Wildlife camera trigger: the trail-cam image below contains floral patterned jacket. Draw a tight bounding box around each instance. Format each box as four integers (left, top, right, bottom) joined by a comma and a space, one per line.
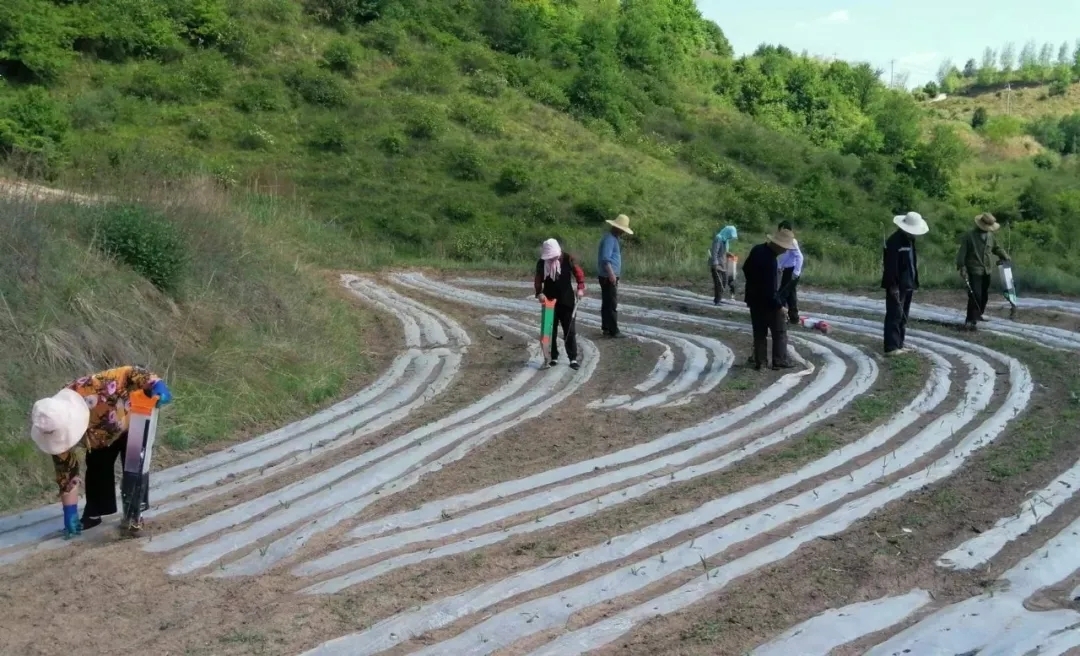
52, 365, 161, 494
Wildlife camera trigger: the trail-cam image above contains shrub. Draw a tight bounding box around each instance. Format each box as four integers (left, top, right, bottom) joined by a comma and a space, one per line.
450, 229, 506, 261
303, 0, 383, 27
971, 106, 988, 130
523, 79, 571, 111
467, 71, 507, 98
377, 131, 406, 154
442, 201, 476, 223
285, 64, 349, 107
70, 88, 121, 130
403, 103, 446, 139
237, 124, 275, 150
75, 0, 183, 61
234, 79, 284, 112
456, 42, 500, 74
187, 119, 212, 142
124, 65, 185, 102
322, 38, 360, 76
0, 86, 70, 154
447, 144, 484, 181
177, 51, 231, 99
0, 0, 74, 83
449, 98, 502, 135
980, 115, 1024, 145
309, 119, 347, 152
392, 55, 457, 94
1033, 152, 1055, 170
362, 21, 407, 59
495, 163, 529, 195
97, 205, 187, 293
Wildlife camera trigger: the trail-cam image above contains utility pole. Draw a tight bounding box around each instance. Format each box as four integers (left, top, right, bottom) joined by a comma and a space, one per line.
890, 59, 895, 87
1005, 82, 1012, 114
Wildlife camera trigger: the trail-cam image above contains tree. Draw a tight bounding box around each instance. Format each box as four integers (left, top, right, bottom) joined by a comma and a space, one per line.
963, 58, 978, 78
1059, 41, 1072, 66
978, 47, 997, 85
941, 70, 962, 94
936, 58, 953, 85
1074, 39, 1080, 76
1039, 42, 1055, 71
1019, 40, 1038, 80
910, 125, 968, 199
1000, 42, 1016, 74
923, 81, 939, 97
1050, 64, 1071, 96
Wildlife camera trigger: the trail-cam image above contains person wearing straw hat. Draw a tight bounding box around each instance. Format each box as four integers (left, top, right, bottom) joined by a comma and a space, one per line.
30, 365, 172, 538
709, 225, 738, 305
775, 220, 804, 325
882, 211, 929, 356
956, 212, 1009, 331
535, 238, 586, 369
597, 214, 633, 338
743, 226, 796, 370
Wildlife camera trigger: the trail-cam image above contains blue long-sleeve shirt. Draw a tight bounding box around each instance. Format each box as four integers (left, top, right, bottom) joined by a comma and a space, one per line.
598, 233, 621, 278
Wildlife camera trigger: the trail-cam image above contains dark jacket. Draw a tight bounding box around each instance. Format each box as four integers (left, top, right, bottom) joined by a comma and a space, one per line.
742, 243, 782, 309
956, 228, 1008, 276
534, 253, 585, 307
882, 229, 919, 291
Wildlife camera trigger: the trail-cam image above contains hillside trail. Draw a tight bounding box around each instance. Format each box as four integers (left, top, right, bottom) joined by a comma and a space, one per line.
2, 182, 1080, 655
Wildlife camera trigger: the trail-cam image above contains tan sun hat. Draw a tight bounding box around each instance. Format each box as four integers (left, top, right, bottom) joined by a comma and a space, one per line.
975, 212, 1000, 232
766, 227, 796, 251
893, 211, 929, 236
606, 214, 633, 235
30, 389, 89, 455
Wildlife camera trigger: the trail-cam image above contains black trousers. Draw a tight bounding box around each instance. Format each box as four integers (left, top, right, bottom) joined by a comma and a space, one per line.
710, 267, 735, 303
749, 305, 788, 367
83, 431, 148, 518
599, 277, 619, 335
550, 301, 578, 362
965, 272, 991, 324
884, 289, 914, 353
780, 267, 799, 323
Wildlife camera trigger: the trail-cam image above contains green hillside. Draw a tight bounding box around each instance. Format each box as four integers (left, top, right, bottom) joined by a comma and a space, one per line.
4, 0, 1080, 509
5, 0, 1078, 287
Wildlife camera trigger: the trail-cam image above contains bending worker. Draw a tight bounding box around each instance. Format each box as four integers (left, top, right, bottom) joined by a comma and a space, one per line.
956, 212, 1009, 332
30, 365, 172, 537
535, 238, 586, 370
709, 225, 738, 305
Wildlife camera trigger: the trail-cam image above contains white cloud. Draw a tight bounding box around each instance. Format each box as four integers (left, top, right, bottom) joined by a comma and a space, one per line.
795, 9, 850, 29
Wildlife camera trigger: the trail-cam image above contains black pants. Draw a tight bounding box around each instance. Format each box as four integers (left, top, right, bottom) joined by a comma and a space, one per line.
965, 271, 991, 324
550, 301, 578, 362
711, 267, 735, 303
780, 267, 799, 323
83, 431, 148, 518
884, 289, 914, 353
749, 305, 788, 367
599, 277, 619, 335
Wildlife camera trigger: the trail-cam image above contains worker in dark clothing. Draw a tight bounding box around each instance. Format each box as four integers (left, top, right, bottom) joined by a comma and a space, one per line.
956, 212, 1009, 331
535, 238, 586, 369
743, 227, 796, 370
882, 212, 929, 356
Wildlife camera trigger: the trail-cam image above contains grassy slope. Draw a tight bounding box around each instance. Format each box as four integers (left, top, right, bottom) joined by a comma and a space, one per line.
0, 183, 379, 512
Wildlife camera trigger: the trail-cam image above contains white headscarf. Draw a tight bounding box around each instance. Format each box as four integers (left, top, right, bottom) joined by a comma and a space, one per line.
541, 239, 562, 280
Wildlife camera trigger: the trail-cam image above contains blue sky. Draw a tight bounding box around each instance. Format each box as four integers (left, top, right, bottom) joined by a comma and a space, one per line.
696, 0, 1080, 87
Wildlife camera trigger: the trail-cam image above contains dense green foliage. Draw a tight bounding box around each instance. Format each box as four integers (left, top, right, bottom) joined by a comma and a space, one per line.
2, 0, 1080, 290
939, 39, 1080, 93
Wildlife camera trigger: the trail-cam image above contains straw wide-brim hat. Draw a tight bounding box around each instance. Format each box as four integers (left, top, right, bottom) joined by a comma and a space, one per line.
893, 211, 929, 236
606, 214, 633, 235
975, 212, 1000, 232
766, 228, 796, 251
30, 389, 89, 455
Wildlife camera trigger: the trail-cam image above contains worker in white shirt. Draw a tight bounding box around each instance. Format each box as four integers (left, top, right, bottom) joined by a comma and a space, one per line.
776, 220, 804, 325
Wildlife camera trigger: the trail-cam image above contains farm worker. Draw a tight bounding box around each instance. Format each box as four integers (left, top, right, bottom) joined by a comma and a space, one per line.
882, 212, 929, 356
743, 227, 796, 370
535, 238, 586, 370
775, 220, 804, 325
597, 214, 633, 338
29, 366, 172, 538
956, 212, 1009, 332
709, 225, 738, 305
